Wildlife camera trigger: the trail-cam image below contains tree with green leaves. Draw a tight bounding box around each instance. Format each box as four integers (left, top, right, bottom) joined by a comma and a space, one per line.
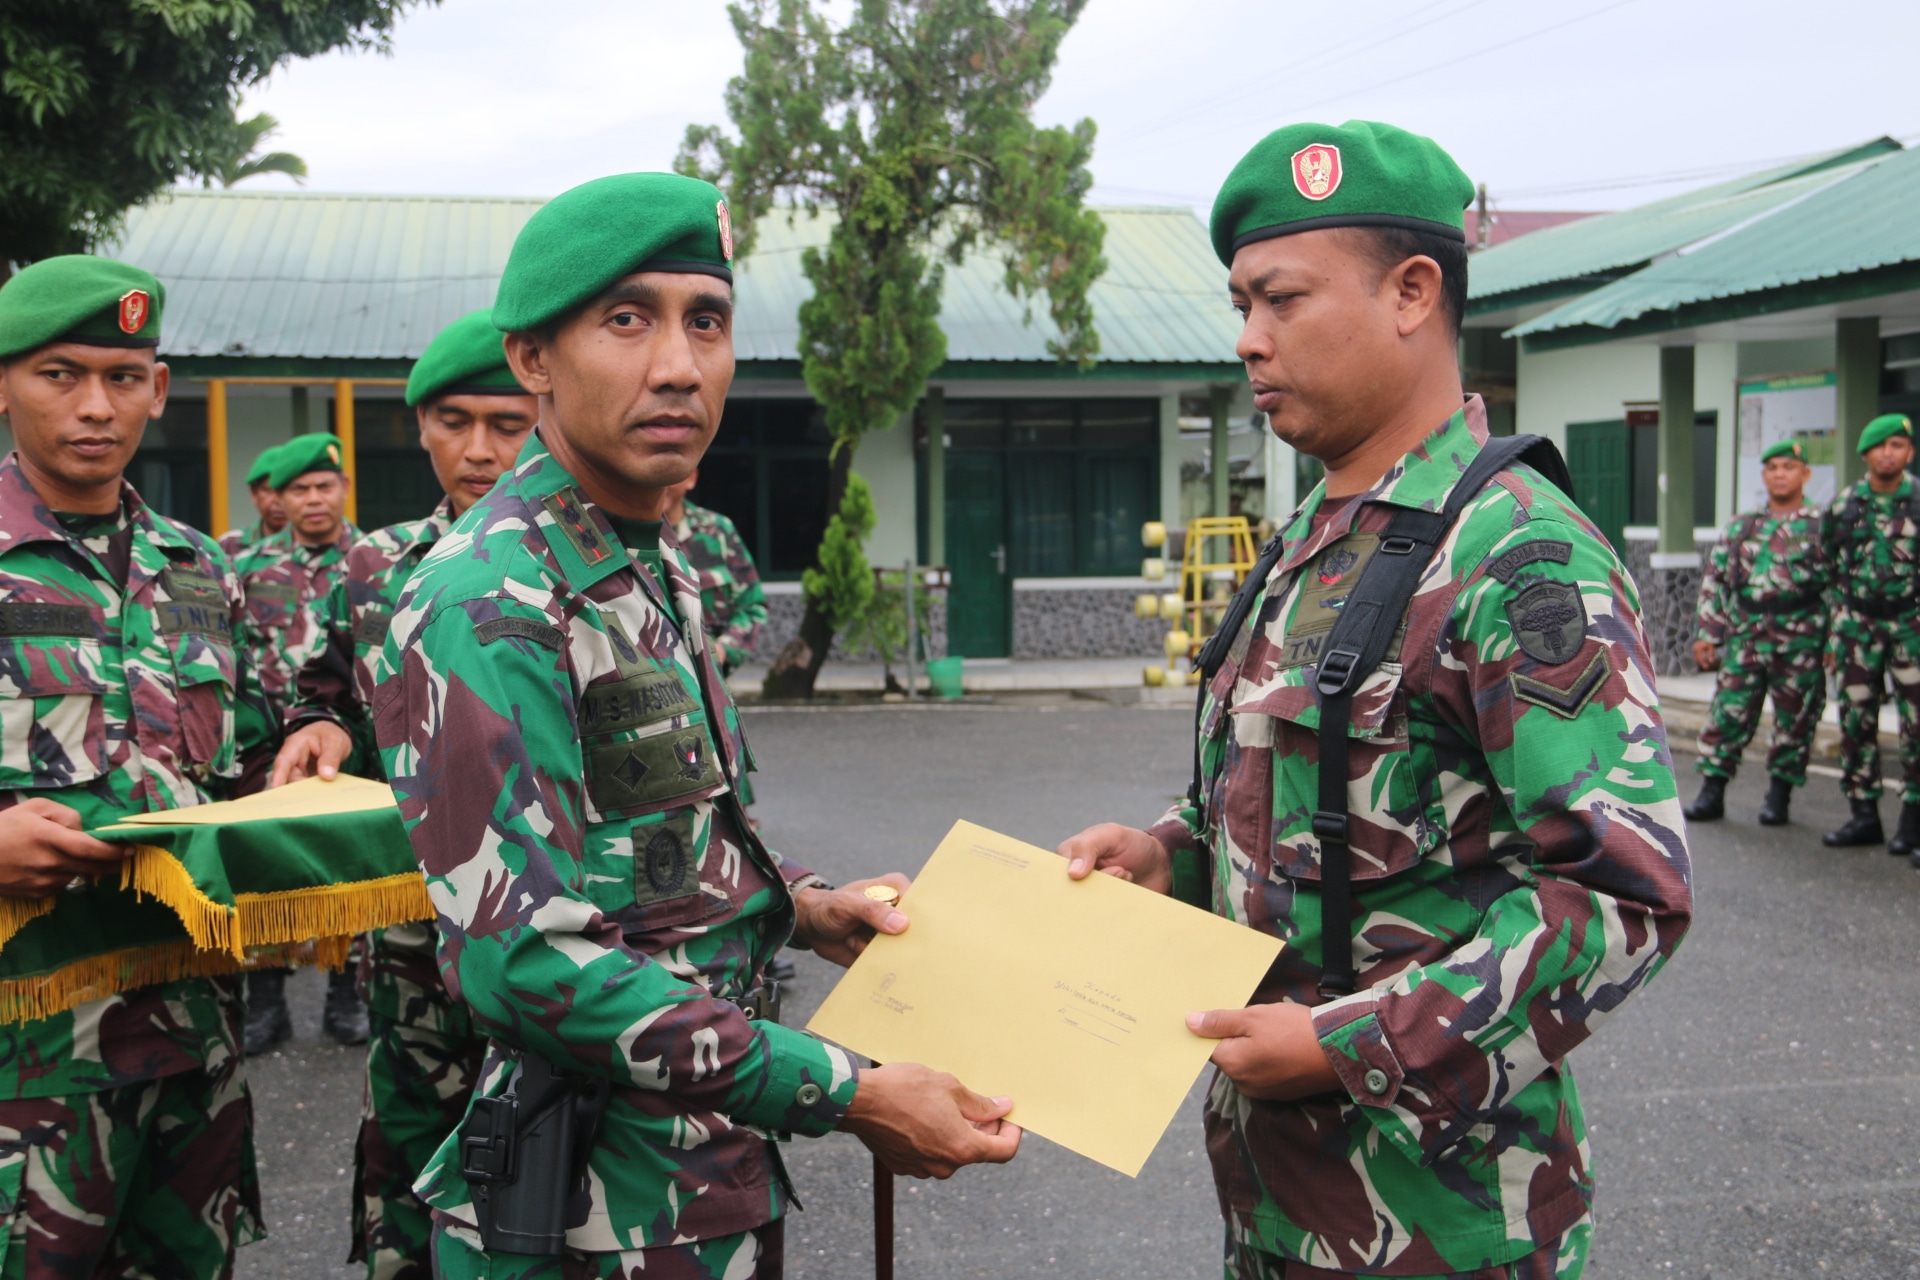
678, 0, 1105, 699
205, 112, 309, 188
1, 0, 425, 271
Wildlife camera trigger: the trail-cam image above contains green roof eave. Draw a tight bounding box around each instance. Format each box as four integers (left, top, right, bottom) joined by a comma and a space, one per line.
1515, 257, 1920, 353
166, 356, 416, 381
1464, 271, 1641, 318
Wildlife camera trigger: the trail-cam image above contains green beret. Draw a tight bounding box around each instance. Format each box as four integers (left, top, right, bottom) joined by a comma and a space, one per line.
492, 172, 734, 334
1209, 120, 1475, 267
270, 433, 347, 490
0, 255, 165, 360
244, 445, 284, 487
406, 309, 527, 407
1859, 413, 1914, 453
1760, 439, 1809, 465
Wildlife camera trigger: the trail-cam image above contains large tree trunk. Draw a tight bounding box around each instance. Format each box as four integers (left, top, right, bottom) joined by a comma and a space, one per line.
762, 441, 855, 700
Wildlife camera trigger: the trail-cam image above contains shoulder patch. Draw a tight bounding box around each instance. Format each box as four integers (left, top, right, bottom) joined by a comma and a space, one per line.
1486, 539, 1572, 584
1505, 580, 1587, 665
475, 616, 564, 651
1510, 650, 1609, 719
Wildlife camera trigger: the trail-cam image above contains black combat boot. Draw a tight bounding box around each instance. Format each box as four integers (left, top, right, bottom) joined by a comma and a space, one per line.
322, 968, 369, 1046
243, 968, 292, 1055
1682, 776, 1727, 822
1823, 798, 1885, 847
1757, 777, 1793, 826
1888, 802, 1920, 857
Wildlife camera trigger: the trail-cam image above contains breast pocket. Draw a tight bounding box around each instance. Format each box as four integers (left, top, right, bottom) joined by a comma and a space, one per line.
1235, 659, 1427, 885
0, 632, 111, 789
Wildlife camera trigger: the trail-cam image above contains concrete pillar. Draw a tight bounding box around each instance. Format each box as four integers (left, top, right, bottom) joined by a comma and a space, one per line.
1263, 425, 1295, 523
1209, 385, 1233, 517
1835, 316, 1880, 490
1157, 393, 1182, 528
924, 385, 945, 567
1656, 345, 1696, 557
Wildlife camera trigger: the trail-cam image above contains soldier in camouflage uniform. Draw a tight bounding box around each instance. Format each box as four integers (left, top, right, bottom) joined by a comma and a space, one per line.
0, 256, 278, 1278
1061, 123, 1692, 1279
272, 308, 535, 1280
1819, 412, 1920, 853
1682, 438, 1829, 826
664, 472, 768, 677
235, 432, 366, 1050
217, 445, 287, 559
373, 172, 1020, 1280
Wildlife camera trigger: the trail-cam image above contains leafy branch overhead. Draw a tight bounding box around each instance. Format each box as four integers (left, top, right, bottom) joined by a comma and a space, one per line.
0, 0, 425, 266
677, 0, 1105, 698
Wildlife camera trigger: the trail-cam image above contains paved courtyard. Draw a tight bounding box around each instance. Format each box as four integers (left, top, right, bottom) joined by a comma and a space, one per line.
239, 699, 1920, 1279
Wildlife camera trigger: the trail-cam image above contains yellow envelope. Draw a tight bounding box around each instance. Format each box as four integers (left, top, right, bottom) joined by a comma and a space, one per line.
808, 819, 1281, 1177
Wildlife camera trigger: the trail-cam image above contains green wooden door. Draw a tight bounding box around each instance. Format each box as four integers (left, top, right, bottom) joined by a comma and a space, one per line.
946, 453, 1010, 657
1566, 419, 1630, 550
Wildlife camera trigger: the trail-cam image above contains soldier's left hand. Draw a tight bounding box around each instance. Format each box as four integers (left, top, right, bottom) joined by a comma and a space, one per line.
270, 720, 354, 788
792, 874, 912, 967
1186, 1002, 1343, 1101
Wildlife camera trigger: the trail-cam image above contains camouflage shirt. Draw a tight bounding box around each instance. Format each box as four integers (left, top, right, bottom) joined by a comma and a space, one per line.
217, 521, 268, 561
1150, 404, 1693, 1275
0, 453, 269, 1100
373, 433, 856, 1251
1694, 504, 1828, 645
673, 501, 766, 674
234, 521, 359, 715
1822, 476, 1920, 617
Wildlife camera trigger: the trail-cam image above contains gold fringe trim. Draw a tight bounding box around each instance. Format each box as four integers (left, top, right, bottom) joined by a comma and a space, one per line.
0, 934, 356, 1025
0, 897, 54, 953
122, 845, 432, 960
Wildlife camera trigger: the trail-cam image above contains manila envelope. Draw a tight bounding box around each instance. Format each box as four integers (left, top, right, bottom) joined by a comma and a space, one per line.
808, 820, 1281, 1176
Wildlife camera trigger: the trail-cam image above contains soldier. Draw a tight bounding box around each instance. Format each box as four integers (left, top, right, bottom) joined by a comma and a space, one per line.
235, 431, 366, 1050
0, 256, 276, 1277
270, 308, 535, 1280
1058, 122, 1693, 1279
1682, 438, 1829, 826
663, 470, 768, 678
1819, 412, 1920, 852
373, 172, 1020, 1279
218, 444, 288, 558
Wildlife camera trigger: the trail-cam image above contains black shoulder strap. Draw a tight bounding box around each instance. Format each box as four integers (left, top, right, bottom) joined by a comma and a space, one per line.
1310, 433, 1566, 999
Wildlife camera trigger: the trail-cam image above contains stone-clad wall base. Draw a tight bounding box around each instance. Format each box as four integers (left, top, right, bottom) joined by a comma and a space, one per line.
1013, 587, 1166, 659
1622, 537, 1715, 678
758, 591, 949, 664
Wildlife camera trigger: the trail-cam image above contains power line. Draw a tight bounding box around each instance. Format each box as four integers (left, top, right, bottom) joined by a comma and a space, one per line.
1495, 131, 1920, 199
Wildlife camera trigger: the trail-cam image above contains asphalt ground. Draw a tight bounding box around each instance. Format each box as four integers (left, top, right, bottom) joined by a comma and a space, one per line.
236, 700, 1920, 1280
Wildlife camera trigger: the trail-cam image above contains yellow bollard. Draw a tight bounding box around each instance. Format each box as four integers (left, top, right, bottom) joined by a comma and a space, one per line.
1141, 521, 1167, 549
1141, 557, 1165, 582
1164, 629, 1191, 658
1135, 593, 1159, 620
1160, 593, 1184, 621
1143, 665, 1166, 687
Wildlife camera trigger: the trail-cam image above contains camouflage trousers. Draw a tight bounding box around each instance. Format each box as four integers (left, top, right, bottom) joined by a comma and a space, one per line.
1226, 1217, 1589, 1280
1832, 610, 1920, 802
0, 1060, 263, 1279
430, 1215, 784, 1279
352, 926, 487, 1280
1697, 630, 1825, 785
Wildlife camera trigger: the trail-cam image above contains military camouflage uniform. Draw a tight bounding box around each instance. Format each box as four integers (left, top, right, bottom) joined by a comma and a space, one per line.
1151, 404, 1692, 1278
372, 433, 857, 1274
1692, 505, 1829, 785
673, 501, 766, 677
0, 453, 271, 1277
287, 497, 479, 1280
234, 522, 359, 718
217, 522, 269, 561
1821, 476, 1920, 802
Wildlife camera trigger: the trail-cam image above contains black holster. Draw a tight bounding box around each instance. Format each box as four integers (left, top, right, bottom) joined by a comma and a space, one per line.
458, 1053, 607, 1256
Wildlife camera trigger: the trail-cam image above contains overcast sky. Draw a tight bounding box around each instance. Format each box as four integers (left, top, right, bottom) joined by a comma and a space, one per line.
237, 0, 1920, 216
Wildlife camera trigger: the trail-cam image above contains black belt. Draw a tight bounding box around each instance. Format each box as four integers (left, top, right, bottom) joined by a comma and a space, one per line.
1754, 591, 1822, 614
727, 981, 782, 1025
1843, 595, 1919, 621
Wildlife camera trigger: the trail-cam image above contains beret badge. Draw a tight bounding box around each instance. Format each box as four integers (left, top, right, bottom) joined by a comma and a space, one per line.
1291, 144, 1342, 201
717, 201, 734, 262
117, 289, 150, 335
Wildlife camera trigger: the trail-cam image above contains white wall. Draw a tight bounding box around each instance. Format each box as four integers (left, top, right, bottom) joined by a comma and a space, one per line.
1157, 393, 1182, 527
861, 411, 916, 568
1514, 342, 1661, 450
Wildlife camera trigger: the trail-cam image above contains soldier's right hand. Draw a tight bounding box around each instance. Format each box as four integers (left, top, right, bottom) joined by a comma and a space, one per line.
1057, 823, 1172, 894
1691, 639, 1720, 672
842, 1061, 1022, 1179
0, 798, 127, 897
270, 720, 355, 788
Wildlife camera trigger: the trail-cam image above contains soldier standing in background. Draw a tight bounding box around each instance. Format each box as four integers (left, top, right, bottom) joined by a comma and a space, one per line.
235, 431, 367, 1050
663, 468, 768, 677
1819, 413, 1920, 852
1059, 121, 1692, 1279
271, 308, 535, 1280
218, 444, 287, 558
1683, 438, 1829, 826
0, 256, 277, 1278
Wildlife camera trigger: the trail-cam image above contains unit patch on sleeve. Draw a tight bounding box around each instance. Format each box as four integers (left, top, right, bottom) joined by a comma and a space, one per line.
1486, 539, 1572, 584
474, 616, 564, 651
1505, 580, 1587, 665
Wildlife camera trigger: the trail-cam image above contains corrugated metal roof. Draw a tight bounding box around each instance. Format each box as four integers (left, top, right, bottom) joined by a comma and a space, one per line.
103, 190, 1237, 366
1510, 143, 1920, 340
1467, 139, 1904, 307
